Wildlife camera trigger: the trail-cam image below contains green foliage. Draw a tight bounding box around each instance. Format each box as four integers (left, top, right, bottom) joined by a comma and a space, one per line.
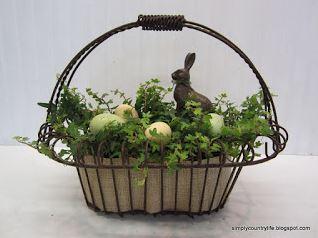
86, 88, 113, 112
112, 89, 132, 105
15, 79, 274, 173
135, 79, 175, 122
214, 93, 240, 126
214, 91, 273, 158
13, 136, 54, 159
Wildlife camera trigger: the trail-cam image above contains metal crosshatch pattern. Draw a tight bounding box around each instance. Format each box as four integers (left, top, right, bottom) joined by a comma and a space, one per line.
37, 15, 288, 216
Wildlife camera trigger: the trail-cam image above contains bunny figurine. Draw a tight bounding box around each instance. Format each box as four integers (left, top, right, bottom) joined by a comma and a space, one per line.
172, 53, 213, 112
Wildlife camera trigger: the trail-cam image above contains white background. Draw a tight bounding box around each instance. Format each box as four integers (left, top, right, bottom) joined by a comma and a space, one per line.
1, 2, 317, 237
1, 0, 318, 155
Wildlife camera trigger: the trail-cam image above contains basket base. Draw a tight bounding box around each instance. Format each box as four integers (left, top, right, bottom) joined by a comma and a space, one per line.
77, 156, 236, 216
85, 201, 225, 217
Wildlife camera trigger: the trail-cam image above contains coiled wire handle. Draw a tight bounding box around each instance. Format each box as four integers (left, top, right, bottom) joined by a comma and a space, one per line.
38, 15, 288, 167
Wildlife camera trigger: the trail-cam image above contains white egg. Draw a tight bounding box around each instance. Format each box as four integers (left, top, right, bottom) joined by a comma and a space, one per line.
145, 122, 172, 144
114, 104, 139, 120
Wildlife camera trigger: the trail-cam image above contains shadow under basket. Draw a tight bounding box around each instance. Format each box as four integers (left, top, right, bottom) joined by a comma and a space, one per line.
37, 15, 288, 216
78, 156, 231, 215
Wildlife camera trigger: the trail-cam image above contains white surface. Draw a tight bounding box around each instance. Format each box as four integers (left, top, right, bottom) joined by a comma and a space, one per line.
0, 145, 317, 238
0, 0, 318, 155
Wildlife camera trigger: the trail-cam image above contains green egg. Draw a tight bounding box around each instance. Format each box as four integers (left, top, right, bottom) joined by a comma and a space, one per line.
89, 113, 125, 134
209, 113, 224, 135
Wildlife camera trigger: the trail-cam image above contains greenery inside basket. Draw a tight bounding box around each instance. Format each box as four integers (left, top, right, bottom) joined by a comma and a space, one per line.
16, 54, 273, 175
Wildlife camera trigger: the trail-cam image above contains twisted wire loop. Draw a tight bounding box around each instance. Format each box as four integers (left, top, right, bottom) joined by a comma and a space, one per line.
137, 15, 185, 31
37, 122, 53, 143
37, 14, 288, 169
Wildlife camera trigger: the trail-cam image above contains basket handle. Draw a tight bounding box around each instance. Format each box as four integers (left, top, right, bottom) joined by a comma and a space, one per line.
41, 14, 279, 140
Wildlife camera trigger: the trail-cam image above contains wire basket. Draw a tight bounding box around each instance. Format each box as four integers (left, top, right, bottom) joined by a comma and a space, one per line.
37, 15, 288, 217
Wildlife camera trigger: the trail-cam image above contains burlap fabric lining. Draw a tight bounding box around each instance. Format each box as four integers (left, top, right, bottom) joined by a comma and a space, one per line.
78, 156, 231, 213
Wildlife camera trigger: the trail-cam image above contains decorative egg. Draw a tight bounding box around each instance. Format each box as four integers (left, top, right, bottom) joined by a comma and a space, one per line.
89, 113, 125, 134
209, 113, 224, 135
145, 122, 172, 144
114, 104, 139, 120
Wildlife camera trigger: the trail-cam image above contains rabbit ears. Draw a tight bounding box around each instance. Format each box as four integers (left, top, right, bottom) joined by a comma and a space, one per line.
184, 53, 196, 71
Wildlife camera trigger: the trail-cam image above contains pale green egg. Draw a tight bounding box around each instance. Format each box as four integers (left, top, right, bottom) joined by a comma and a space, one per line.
89, 113, 124, 134
209, 113, 224, 135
